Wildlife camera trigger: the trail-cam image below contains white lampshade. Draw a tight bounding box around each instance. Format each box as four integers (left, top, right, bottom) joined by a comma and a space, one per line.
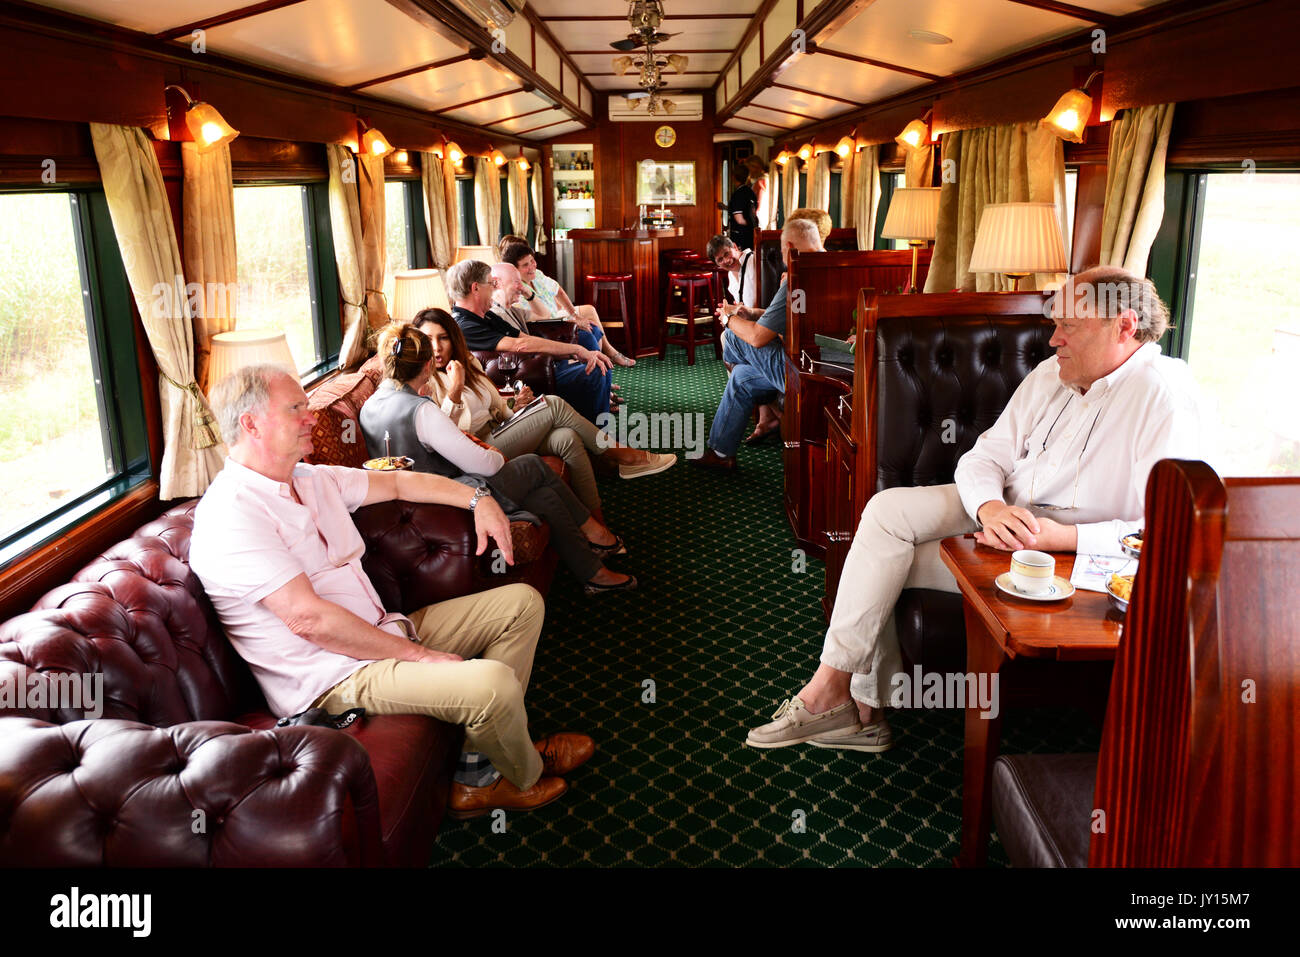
881, 187, 941, 241
968, 202, 1067, 276
391, 269, 451, 321
207, 329, 297, 391
454, 245, 500, 265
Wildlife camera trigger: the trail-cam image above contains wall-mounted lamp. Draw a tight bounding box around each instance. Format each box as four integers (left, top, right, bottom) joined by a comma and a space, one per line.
774, 151, 790, 167
797, 142, 813, 161
1044, 70, 1103, 143
359, 121, 394, 157
392, 149, 409, 165
834, 133, 855, 158
517, 152, 531, 171
445, 141, 465, 166
895, 109, 934, 151
490, 148, 508, 167
165, 85, 239, 153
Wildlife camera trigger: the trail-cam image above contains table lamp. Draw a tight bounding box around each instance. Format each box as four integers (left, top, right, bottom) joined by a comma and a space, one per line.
881, 187, 941, 293
207, 329, 297, 392
391, 269, 452, 321
968, 202, 1067, 291
453, 245, 500, 265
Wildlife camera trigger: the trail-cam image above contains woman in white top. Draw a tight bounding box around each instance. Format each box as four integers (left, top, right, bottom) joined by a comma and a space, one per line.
415, 309, 675, 517
498, 237, 636, 369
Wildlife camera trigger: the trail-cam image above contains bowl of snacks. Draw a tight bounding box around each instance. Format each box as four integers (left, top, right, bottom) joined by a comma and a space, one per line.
1119, 530, 1144, 560
1106, 572, 1134, 614
362, 456, 414, 471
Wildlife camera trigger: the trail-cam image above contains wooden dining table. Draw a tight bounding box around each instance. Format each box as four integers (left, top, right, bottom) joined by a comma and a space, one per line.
939, 535, 1122, 867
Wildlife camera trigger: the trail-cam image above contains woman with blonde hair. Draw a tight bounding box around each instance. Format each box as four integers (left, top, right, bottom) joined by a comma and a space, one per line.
359, 321, 638, 595
414, 308, 675, 517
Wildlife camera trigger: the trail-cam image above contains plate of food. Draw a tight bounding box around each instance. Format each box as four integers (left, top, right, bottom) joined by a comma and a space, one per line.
1106, 572, 1134, 614
1119, 529, 1144, 559
362, 456, 414, 471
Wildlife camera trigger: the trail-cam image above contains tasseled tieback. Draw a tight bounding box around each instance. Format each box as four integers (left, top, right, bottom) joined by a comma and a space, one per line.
163, 373, 220, 449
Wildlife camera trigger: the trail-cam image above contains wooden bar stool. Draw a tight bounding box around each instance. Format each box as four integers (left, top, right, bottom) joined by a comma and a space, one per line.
583, 272, 634, 355
659, 271, 721, 365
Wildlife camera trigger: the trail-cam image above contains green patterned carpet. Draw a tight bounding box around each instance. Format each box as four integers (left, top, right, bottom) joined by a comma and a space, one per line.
428, 348, 1101, 867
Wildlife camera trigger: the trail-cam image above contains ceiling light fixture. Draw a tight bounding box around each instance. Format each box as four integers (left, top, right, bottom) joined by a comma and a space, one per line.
1044, 70, 1103, 144
164, 85, 239, 153
908, 29, 952, 45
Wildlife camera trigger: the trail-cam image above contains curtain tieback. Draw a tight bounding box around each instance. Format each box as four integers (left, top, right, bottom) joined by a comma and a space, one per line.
162, 373, 220, 449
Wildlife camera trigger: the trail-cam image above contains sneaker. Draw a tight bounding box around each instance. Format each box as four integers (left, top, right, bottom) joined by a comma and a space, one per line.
809, 718, 894, 753
744, 696, 861, 749
619, 452, 677, 479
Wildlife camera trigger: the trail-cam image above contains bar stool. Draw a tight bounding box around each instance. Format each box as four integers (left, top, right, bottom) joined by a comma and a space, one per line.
659, 271, 721, 365
583, 272, 634, 355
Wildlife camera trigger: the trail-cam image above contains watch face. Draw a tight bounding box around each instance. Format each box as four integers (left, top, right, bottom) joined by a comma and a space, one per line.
654, 125, 676, 148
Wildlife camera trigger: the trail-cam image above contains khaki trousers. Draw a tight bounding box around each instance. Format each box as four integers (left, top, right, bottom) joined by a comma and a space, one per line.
488, 394, 607, 513
821, 484, 978, 708
317, 583, 546, 789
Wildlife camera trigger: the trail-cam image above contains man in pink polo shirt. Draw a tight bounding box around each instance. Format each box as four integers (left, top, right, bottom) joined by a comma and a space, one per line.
190, 365, 595, 820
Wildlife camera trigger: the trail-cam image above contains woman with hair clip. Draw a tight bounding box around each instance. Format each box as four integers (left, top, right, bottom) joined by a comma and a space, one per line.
359, 322, 638, 595
496, 236, 636, 369
414, 308, 675, 517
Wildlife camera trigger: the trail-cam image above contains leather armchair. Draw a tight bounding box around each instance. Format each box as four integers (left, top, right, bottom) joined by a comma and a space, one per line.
0, 496, 536, 867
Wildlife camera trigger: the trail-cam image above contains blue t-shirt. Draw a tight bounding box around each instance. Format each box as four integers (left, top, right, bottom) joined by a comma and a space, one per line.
757, 280, 788, 335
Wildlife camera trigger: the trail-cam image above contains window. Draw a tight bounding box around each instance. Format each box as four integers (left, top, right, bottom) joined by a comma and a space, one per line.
457, 176, 476, 247
1064, 168, 1078, 262
233, 185, 329, 377
877, 171, 908, 249
1179, 172, 1300, 476
383, 180, 414, 307
0, 189, 148, 558
828, 170, 842, 227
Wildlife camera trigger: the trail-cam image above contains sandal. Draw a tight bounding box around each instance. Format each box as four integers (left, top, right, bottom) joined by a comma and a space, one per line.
589, 533, 628, 557
744, 423, 780, 445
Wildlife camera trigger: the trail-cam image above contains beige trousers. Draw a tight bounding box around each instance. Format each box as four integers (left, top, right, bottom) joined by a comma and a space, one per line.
487, 394, 607, 513
317, 583, 546, 789
821, 484, 978, 708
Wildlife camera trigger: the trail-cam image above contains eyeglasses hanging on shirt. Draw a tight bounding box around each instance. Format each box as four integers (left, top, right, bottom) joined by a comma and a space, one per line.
1028, 391, 1109, 511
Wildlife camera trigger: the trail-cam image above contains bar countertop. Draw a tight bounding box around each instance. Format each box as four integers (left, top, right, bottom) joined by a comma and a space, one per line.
566, 227, 684, 241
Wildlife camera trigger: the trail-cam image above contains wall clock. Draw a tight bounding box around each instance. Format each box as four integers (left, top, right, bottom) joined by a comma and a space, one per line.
654, 125, 676, 148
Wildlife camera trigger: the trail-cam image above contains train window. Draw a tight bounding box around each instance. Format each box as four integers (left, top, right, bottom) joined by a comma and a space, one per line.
457, 176, 476, 246
1183, 171, 1300, 476
233, 185, 320, 375
1064, 168, 1077, 262
383, 180, 413, 307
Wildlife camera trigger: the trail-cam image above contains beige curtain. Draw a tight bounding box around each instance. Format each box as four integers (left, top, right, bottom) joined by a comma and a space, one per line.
89, 124, 222, 499
904, 142, 934, 188
474, 157, 502, 250
924, 121, 1066, 293
326, 144, 367, 368
764, 160, 781, 231
1101, 103, 1176, 275
808, 152, 831, 214
420, 150, 454, 269
181, 141, 238, 393
528, 163, 547, 253
850, 145, 882, 251
506, 160, 529, 239
356, 152, 387, 367
781, 160, 798, 226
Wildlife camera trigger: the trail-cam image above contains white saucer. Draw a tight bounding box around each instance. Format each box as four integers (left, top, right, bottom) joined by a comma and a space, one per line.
994, 572, 1075, 602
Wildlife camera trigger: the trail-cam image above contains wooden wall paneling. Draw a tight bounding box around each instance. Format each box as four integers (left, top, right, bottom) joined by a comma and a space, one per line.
1070, 161, 1108, 273
0, 117, 99, 185
1167, 85, 1300, 165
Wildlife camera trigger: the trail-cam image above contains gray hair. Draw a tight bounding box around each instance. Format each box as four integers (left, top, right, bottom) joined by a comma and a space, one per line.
209, 363, 294, 446
1059, 265, 1170, 344
781, 217, 823, 251
446, 260, 492, 301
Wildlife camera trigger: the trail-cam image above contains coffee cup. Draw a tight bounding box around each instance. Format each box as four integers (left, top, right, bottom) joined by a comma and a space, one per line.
1010, 550, 1055, 595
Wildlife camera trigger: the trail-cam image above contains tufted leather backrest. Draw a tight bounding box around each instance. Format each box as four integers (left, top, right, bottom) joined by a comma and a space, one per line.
863, 291, 1054, 494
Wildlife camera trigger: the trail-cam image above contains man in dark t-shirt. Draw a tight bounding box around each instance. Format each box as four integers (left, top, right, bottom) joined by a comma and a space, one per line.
447, 260, 613, 423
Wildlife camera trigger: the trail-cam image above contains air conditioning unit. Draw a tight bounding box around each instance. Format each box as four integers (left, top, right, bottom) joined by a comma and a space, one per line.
609, 93, 703, 122
453, 0, 525, 32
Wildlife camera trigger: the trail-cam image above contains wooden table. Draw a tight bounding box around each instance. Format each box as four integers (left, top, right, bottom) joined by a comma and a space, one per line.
939, 535, 1122, 867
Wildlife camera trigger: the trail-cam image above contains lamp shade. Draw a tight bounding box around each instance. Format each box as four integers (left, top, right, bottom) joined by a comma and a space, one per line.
968, 202, 1068, 276
1045, 88, 1092, 143
895, 118, 929, 151
391, 269, 451, 321
834, 135, 855, 158
184, 101, 239, 153
360, 126, 393, 157
454, 245, 500, 265
881, 187, 941, 241
207, 329, 297, 390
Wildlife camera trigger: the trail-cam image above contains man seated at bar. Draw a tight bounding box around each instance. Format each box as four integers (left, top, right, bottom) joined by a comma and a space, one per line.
449, 259, 614, 424
745, 266, 1202, 752
693, 218, 824, 469
190, 365, 594, 819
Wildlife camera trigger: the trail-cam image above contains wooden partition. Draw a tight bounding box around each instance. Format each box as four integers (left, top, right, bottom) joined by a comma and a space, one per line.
753, 226, 861, 308
779, 249, 933, 556
823, 289, 1052, 615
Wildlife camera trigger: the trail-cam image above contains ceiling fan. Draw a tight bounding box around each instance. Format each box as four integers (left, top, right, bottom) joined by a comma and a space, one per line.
611, 2, 685, 115
610, 2, 680, 52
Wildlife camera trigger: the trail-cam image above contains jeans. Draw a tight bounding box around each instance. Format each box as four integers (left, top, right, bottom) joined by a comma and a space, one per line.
553, 326, 612, 424
707, 332, 786, 457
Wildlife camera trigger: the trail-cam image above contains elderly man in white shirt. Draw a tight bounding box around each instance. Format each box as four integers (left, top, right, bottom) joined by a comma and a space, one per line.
746, 265, 1202, 752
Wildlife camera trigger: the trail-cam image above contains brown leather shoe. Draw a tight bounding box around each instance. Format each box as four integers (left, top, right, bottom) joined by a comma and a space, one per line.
447, 775, 567, 820
690, 448, 736, 471
534, 733, 596, 776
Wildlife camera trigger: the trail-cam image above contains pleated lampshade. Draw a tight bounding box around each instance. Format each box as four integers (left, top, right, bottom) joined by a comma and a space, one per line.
882, 187, 941, 241
391, 269, 451, 321
454, 245, 500, 265
207, 329, 297, 390
968, 203, 1067, 276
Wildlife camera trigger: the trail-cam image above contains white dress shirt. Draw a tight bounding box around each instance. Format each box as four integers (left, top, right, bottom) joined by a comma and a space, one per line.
726, 249, 757, 308
954, 342, 1203, 556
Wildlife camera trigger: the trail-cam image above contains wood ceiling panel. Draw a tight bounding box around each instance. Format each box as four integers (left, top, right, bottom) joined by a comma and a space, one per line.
821, 0, 1088, 77
199, 0, 466, 87
365, 57, 516, 111
735, 105, 801, 129
726, 118, 785, 136
494, 107, 568, 133
740, 33, 759, 86
535, 35, 562, 87
443, 90, 553, 126
779, 53, 926, 103
530, 0, 759, 14
752, 85, 852, 120
504, 14, 533, 65
34, 0, 245, 35
763, 0, 799, 63
521, 119, 584, 139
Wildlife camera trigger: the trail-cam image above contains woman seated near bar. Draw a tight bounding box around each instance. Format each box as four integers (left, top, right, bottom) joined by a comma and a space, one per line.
414, 307, 676, 518
497, 235, 636, 368
360, 321, 637, 596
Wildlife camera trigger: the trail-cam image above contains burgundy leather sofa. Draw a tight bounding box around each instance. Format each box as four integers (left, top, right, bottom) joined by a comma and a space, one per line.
0, 494, 551, 867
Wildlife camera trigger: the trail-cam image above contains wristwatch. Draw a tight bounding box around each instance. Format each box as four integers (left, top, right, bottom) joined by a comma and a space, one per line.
468, 485, 492, 511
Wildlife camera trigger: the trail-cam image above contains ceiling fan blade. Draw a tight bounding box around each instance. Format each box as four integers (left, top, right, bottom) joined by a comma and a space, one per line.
610, 37, 640, 51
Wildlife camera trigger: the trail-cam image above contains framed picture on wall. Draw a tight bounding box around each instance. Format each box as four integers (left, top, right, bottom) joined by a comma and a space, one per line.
636, 159, 696, 206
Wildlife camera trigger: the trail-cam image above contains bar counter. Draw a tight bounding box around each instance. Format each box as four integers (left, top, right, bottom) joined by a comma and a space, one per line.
568, 227, 686, 357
